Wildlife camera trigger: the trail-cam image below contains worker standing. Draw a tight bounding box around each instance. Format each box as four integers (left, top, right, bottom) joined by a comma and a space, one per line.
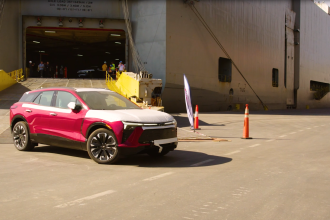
59, 66, 64, 78
64, 67, 67, 78
110, 61, 116, 79
118, 61, 125, 73
29, 61, 33, 77
38, 61, 45, 78
102, 61, 108, 78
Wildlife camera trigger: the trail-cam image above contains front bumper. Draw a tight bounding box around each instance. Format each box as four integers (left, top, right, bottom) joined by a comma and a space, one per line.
119, 138, 178, 156
117, 124, 177, 155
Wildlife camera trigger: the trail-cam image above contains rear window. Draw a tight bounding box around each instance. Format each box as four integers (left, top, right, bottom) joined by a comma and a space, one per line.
19, 92, 40, 103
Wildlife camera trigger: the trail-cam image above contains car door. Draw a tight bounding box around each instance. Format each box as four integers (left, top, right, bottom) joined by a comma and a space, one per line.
48, 91, 88, 149
27, 90, 56, 136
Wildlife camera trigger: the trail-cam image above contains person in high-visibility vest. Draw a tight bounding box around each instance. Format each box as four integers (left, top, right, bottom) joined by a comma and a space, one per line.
102, 61, 107, 71
110, 61, 116, 79
102, 61, 107, 78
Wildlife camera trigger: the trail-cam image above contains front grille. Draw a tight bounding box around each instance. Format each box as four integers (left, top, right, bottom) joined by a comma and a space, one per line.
138, 128, 177, 143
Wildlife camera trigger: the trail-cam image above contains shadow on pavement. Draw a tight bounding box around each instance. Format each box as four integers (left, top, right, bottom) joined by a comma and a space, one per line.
34, 146, 90, 160
117, 150, 232, 167
174, 115, 225, 128
0, 83, 30, 109
33, 146, 232, 167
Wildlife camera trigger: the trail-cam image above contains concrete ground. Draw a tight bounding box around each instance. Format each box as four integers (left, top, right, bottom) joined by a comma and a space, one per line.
1, 79, 330, 219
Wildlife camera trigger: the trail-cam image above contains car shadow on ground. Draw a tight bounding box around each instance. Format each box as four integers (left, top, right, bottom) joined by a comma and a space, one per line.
116, 150, 232, 167
34, 146, 91, 159
33, 146, 232, 168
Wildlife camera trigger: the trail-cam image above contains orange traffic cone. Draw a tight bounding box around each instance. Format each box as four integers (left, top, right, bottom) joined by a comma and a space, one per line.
194, 105, 201, 130
242, 104, 252, 139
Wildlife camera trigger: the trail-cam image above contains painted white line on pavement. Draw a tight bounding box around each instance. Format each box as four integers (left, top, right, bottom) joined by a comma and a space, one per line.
249, 144, 260, 148
279, 135, 287, 138
190, 159, 214, 167
143, 172, 173, 181
5, 111, 10, 116
55, 190, 116, 208
224, 150, 241, 155
37, 79, 48, 89
65, 79, 69, 87
90, 80, 93, 87
289, 132, 296, 134
265, 139, 275, 142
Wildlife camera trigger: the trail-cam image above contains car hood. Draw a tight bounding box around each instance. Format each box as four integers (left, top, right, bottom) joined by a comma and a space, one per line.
85, 109, 174, 123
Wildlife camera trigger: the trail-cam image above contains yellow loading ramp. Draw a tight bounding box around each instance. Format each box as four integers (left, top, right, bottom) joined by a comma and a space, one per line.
106, 72, 164, 111
0, 69, 27, 92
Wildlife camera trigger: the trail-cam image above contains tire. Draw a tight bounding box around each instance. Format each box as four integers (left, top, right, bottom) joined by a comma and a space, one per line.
87, 128, 119, 164
12, 121, 34, 151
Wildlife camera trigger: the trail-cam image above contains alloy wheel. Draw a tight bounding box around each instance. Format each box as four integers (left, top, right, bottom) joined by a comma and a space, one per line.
90, 132, 117, 161
13, 124, 27, 149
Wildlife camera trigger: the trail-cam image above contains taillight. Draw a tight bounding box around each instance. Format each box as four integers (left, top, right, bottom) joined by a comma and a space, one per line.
10, 105, 18, 109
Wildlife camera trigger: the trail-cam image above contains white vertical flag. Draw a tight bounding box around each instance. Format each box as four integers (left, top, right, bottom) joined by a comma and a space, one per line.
183, 74, 194, 129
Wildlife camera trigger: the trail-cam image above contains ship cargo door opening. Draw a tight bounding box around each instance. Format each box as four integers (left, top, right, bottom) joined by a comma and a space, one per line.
25, 27, 126, 78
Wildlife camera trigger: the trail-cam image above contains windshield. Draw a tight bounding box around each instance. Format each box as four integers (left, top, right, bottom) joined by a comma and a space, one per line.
77, 91, 141, 110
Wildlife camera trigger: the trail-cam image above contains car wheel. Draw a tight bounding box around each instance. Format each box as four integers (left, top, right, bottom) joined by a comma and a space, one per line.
12, 121, 34, 151
87, 128, 119, 164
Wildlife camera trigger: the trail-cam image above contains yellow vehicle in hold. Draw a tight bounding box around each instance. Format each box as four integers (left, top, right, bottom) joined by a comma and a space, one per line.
106, 71, 164, 111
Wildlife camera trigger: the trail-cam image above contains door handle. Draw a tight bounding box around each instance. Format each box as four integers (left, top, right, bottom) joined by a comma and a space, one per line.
50, 113, 57, 116
25, 109, 32, 113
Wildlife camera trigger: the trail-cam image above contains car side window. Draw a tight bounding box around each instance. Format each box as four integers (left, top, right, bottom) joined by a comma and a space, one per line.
55, 91, 81, 109
33, 91, 54, 106
19, 92, 40, 102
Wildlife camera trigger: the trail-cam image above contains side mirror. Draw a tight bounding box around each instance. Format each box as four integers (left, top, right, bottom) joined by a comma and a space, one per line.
67, 102, 82, 111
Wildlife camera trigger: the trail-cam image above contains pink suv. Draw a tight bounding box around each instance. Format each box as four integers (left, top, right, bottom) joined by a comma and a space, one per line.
10, 88, 177, 164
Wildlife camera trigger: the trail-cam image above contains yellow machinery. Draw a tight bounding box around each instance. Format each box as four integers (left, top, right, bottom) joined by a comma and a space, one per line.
106, 71, 164, 111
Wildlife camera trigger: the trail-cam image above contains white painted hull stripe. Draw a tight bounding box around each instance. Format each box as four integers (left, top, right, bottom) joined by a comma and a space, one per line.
22, 103, 72, 113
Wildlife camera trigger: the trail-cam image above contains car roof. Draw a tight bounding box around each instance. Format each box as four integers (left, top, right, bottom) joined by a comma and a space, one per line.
74, 88, 113, 92
29, 87, 113, 93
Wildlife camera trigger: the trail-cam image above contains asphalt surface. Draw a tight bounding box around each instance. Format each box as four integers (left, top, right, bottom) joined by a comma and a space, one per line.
1, 79, 330, 219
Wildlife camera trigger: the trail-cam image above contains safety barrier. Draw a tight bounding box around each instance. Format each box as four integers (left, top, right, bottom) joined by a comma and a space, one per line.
0, 69, 17, 92
106, 71, 122, 95
106, 71, 140, 99
6, 68, 26, 82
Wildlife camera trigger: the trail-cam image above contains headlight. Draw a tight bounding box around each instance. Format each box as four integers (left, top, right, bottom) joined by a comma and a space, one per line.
164, 119, 177, 127
173, 119, 177, 127
122, 121, 143, 130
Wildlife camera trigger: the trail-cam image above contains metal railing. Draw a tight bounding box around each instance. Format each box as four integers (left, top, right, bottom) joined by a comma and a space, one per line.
7, 68, 25, 82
